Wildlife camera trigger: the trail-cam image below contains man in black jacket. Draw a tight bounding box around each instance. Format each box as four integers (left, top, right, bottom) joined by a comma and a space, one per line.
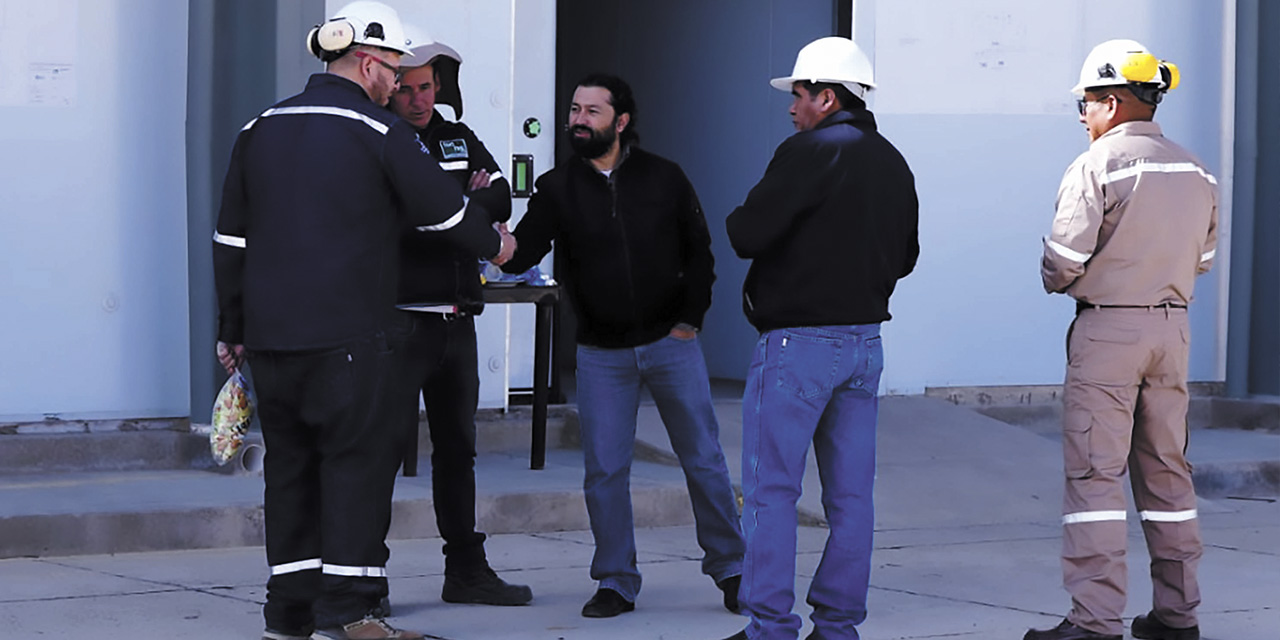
503, 74, 744, 619
385, 27, 531, 607
723, 37, 918, 640
212, 4, 513, 639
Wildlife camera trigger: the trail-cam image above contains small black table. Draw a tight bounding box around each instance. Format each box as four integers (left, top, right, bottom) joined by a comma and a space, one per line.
481, 284, 561, 469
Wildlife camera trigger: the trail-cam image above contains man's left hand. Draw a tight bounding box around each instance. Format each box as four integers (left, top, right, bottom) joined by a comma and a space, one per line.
468, 169, 492, 192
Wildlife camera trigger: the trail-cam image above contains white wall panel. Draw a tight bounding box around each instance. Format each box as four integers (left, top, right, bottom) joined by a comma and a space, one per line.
0, 0, 190, 421
857, 0, 1228, 392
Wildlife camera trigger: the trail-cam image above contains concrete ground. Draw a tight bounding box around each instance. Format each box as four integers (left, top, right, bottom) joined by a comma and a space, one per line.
0, 395, 1276, 639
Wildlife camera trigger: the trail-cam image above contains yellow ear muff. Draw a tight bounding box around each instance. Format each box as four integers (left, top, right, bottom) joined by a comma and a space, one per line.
1162, 61, 1180, 91
1120, 51, 1159, 83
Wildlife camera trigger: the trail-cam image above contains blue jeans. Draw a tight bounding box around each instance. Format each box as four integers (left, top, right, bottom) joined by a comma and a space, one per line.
740, 325, 884, 640
576, 334, 745, 601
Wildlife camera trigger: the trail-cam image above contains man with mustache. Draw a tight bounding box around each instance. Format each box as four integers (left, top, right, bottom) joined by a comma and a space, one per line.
1026, 39, 1217, 640
502, 73, 745, 619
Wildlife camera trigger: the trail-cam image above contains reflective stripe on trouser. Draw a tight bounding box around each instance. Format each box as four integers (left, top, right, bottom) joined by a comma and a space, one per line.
250, 333, 403, 632
1060, 307, 1202, 636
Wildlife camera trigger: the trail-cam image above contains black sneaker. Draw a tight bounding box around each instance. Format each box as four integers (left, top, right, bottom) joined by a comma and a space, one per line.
581, 588, 635, 618
441, 566, 533, 606
1023, 619, 1121, 640
716, 574, 741, 612
1132, 612, 1200, 640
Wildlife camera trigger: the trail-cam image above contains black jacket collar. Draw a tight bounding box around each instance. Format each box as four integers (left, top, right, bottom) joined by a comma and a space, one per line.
814, 107, 877, 132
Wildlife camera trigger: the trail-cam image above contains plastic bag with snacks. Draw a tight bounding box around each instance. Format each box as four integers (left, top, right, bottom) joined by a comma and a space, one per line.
211, 369, 254, 465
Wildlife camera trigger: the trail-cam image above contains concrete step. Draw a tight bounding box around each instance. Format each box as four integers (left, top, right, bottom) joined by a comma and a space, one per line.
0, 407, 579, 477
0, 405, 702, 560
942, 396, 1280, 499
0, 447, 696, 559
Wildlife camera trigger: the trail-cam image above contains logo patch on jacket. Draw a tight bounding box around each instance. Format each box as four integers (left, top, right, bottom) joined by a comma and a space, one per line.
439, 139, 469, 160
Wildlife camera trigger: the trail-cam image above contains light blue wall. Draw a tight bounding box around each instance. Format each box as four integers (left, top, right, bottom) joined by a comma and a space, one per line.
0, 1, 190, 421
862, 0, 1227, 391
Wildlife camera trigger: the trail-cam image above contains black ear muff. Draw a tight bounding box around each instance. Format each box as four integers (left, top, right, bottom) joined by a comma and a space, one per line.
307, 26, 322, 57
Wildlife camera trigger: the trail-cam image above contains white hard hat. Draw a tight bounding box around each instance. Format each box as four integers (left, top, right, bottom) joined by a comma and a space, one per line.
1071, 39, 1180, 100
307, 1, 413, 60
403, 24, 462, 66
771, 36, 875, 100
399, 24, 465, 118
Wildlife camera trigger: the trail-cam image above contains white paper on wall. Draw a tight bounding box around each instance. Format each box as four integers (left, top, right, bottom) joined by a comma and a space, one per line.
0, 0, 77, 107
874, 0, 1083, 115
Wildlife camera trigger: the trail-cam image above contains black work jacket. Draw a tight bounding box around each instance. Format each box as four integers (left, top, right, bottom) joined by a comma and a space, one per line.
727, 108, 919, 332
503, 147, 715, 348
213, 74, 500, 350
398, 112, 511, 313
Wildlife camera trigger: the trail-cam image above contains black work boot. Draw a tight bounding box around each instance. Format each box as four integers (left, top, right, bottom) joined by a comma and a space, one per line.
1023, 619, 1121, 640
1131, 612, 1200, 640
441, 565, 533, 606
716, 574, 741, 613
581, 588, 634, 618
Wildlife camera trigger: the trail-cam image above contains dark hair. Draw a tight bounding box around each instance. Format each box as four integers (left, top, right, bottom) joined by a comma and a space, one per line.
576, 73, 639, 144
798, 80, 866, 112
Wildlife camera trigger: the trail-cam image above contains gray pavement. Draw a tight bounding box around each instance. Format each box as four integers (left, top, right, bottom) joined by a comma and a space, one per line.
1, 396, 1277, 639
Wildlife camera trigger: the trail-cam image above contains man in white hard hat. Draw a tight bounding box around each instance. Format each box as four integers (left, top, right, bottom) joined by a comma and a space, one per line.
724, 36, 918, 640
1025, 39, 1217, 640
502, 73, 745, 619
213, 3, 514, 639
384, 25, 531, 608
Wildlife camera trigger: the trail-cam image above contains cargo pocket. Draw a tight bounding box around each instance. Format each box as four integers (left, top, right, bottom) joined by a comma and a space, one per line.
1062, 410, 1094, 479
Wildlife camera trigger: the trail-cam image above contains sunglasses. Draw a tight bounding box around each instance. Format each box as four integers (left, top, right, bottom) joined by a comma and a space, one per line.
1076, 93, 1121, 115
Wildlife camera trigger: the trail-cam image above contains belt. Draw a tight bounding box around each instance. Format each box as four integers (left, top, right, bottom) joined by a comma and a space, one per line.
399, 304, 466, 320
1076, 301, 1187, 312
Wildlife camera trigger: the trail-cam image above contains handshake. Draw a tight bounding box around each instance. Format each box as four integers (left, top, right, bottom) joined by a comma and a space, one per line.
492, 222, 517, 266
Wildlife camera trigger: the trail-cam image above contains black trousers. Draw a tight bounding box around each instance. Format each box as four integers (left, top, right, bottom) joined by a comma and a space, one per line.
393, 312, 488, 574
249, 333, 401, 632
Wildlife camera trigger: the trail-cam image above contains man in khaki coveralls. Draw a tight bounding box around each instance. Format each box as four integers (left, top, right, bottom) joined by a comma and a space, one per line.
1025, 40, 1218, 640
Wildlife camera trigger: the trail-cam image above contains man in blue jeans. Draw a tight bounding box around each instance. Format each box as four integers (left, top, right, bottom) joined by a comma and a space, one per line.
724, 37, 919, 640
502, 73, 744, 619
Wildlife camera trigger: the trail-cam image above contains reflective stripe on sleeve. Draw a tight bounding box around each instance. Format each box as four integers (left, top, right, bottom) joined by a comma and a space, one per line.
416, 203, 466, 232
1102, 162, 1217, 185
439, 160, 468, 171
242, 106, 390, 135
322, 564, 387, 578
1140, 509, 1197, 523
1062, 510, 1127, 525
488, 171, 505, 182
270, 558, 322, 575
1046, 238, 1092, 263
213, 231, 247, 249
1201, 249, 1216, 263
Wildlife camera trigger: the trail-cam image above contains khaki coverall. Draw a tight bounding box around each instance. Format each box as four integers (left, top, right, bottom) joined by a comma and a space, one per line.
1041, 121, 1218, 636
